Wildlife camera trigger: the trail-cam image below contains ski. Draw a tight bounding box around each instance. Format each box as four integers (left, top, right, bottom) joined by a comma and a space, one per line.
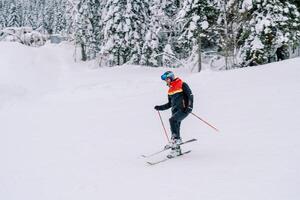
147, 150, 192, 166
141, 138, 197, 158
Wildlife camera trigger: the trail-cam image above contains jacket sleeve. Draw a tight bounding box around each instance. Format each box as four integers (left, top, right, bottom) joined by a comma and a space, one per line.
156, 96, 171, 110
182, 82, 193, 109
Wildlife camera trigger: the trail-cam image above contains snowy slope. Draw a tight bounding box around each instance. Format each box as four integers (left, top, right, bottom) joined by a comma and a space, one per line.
0, 42, 300, 200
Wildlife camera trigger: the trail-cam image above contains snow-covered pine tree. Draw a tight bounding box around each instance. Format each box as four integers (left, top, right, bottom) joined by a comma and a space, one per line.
75, 0, 102, 61
162, 43, 177, 67
34, 1, 45, 31
140, 0, 183, 67
16, 0, 24, 26
213, 0, 249, 69
140, 24, 161, 66
52, 0, 67, 34
288, 0, 300, 11
0, 1, 8, 29
240, 0, 300, 66
140, 0, 165, 67
0, 0, 70, 36
43, 0, 56, 33
161, 0, 180, 17
89, 0, 102, 59
126, 0, 150, 64
101, 0, 125, 65
65, 0, 78, 37
22, 0, 36, 29
1, 0, 36, 29
7, 0, 21, 27
177, 0, 218, 58
75, 0, 93, 61
102, 0, 149, 65
155, 0, 183, 64
163, 1, 181, 40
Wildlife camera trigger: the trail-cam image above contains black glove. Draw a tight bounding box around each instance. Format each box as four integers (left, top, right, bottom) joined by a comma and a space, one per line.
154, 105, 160, 110
185, 106, 193, 113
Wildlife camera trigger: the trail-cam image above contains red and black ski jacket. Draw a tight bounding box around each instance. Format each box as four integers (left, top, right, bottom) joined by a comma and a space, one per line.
156, 78, 193, 113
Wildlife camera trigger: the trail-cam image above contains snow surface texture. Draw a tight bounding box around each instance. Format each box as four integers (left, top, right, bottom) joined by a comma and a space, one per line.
1, 42, 300, 200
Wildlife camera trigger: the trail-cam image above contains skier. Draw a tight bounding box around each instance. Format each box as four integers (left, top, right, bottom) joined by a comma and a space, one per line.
154, 71, 194, 157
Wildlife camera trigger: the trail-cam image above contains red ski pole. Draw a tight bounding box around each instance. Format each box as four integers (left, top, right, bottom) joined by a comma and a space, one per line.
191, 112, 219, 132
157, 111, 170, 142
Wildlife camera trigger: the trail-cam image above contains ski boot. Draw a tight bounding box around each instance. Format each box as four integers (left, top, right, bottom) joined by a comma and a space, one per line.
167, 146, 182, 158
166, 138, 182, 158
164, 137, 182, 150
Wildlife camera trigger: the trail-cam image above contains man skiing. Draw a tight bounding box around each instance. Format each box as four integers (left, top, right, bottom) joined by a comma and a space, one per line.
154, 71, 193, 158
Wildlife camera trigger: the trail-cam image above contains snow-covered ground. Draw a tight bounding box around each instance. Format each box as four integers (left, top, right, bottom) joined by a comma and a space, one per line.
1, 42, 300, 200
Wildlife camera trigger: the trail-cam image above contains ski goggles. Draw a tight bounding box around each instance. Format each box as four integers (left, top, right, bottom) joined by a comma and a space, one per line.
161, 74, 168, 81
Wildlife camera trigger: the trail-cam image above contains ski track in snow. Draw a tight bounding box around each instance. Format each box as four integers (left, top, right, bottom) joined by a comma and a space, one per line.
0, 42, 300, 200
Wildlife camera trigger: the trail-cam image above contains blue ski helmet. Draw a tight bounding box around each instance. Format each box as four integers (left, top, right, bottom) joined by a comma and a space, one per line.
161, 71, 175, 81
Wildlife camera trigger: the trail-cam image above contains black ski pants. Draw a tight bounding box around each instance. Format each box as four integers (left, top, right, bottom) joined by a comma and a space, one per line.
169, 110, 189, 139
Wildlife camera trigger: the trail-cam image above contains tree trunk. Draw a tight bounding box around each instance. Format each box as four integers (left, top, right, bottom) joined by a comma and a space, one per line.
223, 1, 229, 70
197, 34, 202, 72
81, 43, 87, 61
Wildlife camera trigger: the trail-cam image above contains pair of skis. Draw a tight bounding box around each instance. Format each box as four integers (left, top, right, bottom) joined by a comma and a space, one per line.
142, 138, 197, 165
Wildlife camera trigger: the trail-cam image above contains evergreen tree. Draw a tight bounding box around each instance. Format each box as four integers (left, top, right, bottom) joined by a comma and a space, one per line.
75, 0, 102, 60
65, 0, 78, 36
177, 0, 218, 57
140, 0, 183, 67
7, 1, 21, 27
102, 0, 149, 65
22, 1, 36, 28
127, 0, 150, 64
53, 0, 67, 33
161, 0, 179, 17
155, 0, 183, 63
0, 1, 8, 29
140, 5, 161, 66
162, 43, 176, 67
140, 28, 160, 66
240, 0, 300, 66
43, 0, 56, 33
288, 0, 300, 11
213, 0, 248, 69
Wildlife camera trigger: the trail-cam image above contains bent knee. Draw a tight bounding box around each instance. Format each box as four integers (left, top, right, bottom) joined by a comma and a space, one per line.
169, 117, 178, 123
